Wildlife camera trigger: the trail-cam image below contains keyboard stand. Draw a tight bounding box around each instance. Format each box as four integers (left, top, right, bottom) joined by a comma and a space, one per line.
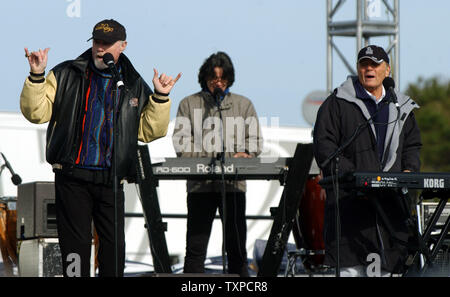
257, 143, 314, 276
403, 189, 450, 276
135, 145, 173, 273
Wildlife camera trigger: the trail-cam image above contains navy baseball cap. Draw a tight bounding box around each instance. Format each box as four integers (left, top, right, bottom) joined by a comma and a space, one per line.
358, 45, 390, 64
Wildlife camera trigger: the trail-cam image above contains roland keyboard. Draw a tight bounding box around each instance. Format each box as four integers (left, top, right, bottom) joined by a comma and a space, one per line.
150, 157, 291, 180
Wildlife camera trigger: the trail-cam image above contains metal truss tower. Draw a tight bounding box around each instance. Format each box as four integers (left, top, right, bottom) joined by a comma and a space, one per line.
326, 0, 399, 93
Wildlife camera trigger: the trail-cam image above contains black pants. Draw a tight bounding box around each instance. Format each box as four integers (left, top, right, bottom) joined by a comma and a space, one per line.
184, 192, 248, 276
54, 172, 125, 277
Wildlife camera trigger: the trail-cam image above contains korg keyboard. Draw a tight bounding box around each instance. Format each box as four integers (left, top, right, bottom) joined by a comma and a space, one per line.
319, 171, 450, 190
353, 172, 450, 189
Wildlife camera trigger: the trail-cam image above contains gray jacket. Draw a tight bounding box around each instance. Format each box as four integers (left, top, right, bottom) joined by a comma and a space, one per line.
172, 90, 263, 192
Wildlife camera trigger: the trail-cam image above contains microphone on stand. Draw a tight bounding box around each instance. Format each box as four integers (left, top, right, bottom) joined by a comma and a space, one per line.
102, 53, 124, 89
383, 77, 400, 116
1, 152, 22, 185
213, 87, 224, 109
213, 87, 225, 162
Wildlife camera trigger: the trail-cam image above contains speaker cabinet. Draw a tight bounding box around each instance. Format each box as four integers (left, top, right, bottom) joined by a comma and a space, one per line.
16, 182, 57, 239
18, 238, 95, 277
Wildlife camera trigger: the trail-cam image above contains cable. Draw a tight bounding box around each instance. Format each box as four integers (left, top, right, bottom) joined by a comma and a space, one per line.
322, 96, 403, 170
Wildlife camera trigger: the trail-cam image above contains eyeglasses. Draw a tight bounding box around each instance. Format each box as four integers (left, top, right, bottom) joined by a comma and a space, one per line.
208, 77, 228, 84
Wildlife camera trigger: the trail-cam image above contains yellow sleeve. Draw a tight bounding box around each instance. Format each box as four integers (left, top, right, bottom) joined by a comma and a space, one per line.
20, 71, 57, 124
138, 94, 171, 143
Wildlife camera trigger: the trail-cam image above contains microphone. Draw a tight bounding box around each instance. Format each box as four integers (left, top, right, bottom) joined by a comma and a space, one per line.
212, 88, 225, 162
383, 77, 399, 109
213, 87, 224, 108
102, 53, 124, 89
1, 152, 22, 185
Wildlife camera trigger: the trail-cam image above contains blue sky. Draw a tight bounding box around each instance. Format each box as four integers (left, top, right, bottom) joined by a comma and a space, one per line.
2, 0, 449, 127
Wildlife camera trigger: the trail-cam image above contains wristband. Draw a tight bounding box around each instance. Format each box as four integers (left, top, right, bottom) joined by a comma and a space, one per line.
28, 76, 45, 83
152, 96, 169, 104
154, 90, 169, 97
29, 71, 45, 77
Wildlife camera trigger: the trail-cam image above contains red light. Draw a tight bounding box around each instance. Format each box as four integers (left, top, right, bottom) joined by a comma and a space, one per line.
364, 181, 368, 187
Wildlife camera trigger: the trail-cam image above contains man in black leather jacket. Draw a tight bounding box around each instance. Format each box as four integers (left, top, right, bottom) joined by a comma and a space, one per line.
20, 19, 181, 277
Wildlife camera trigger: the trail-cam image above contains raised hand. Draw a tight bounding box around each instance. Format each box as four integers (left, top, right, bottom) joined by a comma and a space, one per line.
24, 47, 50, 74
152, 68, 181, 95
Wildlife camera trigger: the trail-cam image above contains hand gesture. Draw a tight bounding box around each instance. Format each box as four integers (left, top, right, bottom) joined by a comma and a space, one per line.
25, 47, 50, 74
152, 68, 181, 95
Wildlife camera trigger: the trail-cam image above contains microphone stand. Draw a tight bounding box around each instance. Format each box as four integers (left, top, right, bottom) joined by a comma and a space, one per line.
320, 112, 379, 277
112, 77, 124, 278
103, 54, 125, 277
215, 91, 228, 274
321, 151, 344, 277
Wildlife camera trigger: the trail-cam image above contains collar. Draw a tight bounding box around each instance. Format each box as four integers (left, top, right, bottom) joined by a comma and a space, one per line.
203, 87, 230, 101
364, 85, 386, 104
353, 79, 386, 104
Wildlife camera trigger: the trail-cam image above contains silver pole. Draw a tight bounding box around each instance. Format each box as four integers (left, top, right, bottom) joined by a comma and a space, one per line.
356, 0, 363, 56
394, 0, 400, 90
327, 0, 333, 93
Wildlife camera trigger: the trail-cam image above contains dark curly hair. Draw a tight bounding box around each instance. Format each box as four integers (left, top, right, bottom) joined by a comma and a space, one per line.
198, 51, 235, 90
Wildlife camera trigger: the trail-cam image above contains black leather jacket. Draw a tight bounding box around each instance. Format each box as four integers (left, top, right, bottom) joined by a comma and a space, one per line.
46, 49, 159, 179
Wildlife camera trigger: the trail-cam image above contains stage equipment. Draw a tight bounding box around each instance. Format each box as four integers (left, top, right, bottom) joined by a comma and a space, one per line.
135, 143, 316, 276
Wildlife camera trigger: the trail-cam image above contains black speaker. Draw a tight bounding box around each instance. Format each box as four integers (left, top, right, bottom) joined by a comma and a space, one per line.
16, 181, 57, 239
